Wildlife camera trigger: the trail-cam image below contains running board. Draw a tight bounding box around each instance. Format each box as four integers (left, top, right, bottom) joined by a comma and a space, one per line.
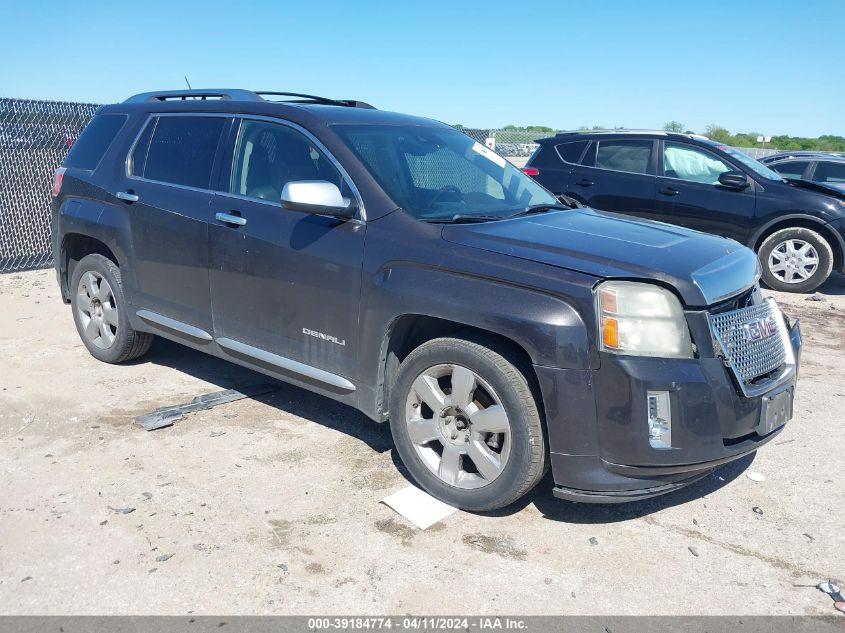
216, 337, 356, 393
136, 309, 213, 342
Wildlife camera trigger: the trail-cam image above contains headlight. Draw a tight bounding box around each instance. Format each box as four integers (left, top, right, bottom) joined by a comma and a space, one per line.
595, 281, 694, 359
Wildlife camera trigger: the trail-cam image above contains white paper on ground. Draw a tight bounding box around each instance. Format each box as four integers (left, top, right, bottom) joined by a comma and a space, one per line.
381, 485, 458, 530
746, 470, 766, 482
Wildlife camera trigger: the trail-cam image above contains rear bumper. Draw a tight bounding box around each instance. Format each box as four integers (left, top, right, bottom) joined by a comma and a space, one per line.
536, 318, 802, 503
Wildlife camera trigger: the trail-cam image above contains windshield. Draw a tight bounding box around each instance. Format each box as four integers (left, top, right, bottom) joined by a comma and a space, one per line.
716, 144, 784, 181
335, 125, 557, 220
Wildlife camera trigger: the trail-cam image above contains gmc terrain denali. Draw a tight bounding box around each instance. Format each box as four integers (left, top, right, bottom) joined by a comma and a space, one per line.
51, 90, 802, 510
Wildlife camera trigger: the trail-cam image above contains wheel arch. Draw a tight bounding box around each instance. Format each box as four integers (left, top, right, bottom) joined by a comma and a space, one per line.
60, 233, 121, 303
375, 314, 542, 422
750, 215, 844, 271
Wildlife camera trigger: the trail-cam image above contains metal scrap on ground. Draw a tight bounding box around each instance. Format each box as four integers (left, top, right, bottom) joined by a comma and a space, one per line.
134, 384, 278, 431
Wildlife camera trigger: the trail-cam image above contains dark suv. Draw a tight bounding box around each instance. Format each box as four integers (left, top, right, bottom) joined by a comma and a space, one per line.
52, 90, 802, 510
525, 130, 845, 293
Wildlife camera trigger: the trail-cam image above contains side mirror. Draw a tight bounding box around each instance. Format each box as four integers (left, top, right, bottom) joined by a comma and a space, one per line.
718, 171, 750, 190
280, 181, 355, 218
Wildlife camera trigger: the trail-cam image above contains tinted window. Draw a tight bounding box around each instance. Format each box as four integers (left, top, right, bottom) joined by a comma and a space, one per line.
139, 116, 225, 188
336, 125, 556, 220
555, 140, 588, 164
231, 120, 343, 201
64, 114, 127, 170
595, 140, 653, 174
769, 160, 810, 179
814, 161, 845, 183
663, 142, 732, 184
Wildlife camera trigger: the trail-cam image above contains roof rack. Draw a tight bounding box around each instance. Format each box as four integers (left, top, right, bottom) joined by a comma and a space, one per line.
123, 89, 375, 109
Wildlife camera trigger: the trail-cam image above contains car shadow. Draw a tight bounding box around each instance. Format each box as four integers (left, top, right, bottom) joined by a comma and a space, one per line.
136, 337, 393, 454
139, 337, 756, 523
815, 271, 845, 296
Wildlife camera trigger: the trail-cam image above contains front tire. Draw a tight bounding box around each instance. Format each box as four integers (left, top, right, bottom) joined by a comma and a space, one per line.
758, 227, 833, 293
70, 254, 153, 364
388, 335, 546, 511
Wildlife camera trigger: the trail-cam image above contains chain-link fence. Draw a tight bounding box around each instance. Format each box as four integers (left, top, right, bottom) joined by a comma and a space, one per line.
0, 97, 99, 273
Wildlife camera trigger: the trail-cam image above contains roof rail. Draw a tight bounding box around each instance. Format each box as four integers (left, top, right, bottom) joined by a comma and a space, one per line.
124, 89, 263, 103
124, 89, 376, 109
555, 128, 670, 137
255, 91, 376, 109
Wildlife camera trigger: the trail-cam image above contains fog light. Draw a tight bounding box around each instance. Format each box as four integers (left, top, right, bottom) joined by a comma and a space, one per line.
647, 391, 672, 449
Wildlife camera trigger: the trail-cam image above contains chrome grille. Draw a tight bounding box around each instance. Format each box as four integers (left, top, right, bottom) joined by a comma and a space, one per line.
708, 300, 787, 385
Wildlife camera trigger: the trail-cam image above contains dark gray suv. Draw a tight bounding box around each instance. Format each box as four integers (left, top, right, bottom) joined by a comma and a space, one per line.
51, 90, 802, 510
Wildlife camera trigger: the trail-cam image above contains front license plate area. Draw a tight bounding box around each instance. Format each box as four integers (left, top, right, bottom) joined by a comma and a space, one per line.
758, 387, 793, 436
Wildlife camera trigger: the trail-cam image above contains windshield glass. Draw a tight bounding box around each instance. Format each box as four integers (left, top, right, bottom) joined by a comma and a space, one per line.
716, 144, 784, 181
335, 125, 557, 220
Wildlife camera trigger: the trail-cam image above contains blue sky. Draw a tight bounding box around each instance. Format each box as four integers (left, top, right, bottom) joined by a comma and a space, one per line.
2, 1, 843, 136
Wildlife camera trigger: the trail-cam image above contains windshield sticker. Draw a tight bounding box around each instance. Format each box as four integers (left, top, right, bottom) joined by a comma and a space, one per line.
471, 142, 507, 168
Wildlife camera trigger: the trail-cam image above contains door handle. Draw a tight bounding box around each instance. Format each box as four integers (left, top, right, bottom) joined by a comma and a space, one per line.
116, 191, 139, 203
659, 187, 680, 196
216, 212, 247, 227
575, 178, 594, 187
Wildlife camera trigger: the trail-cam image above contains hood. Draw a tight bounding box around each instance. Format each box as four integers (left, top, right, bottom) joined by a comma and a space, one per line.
441, 208, 760, 307
786, 178, 845, 199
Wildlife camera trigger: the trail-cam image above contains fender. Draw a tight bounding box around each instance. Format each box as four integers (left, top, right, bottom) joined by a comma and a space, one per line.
57, 195, 136, 299
747, 212, 845, 257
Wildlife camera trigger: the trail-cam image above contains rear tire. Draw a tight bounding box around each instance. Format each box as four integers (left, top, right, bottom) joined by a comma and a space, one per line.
388, 335, 546, 511
758, 227, 833, 293
70, 254, 153, 364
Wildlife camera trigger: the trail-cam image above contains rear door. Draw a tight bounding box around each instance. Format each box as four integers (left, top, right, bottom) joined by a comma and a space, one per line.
208, 117, 365, 386
656, 140, 756, 243
565, 138, 659, 220
116, 114, 229, 335
528, 140, 587, 195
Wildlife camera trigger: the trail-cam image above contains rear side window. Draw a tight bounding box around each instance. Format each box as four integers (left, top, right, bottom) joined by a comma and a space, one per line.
555, 140, 588, 164
814, 161, 845, 184
64, 114, 127, 170
594, 140, 653, 175
131, 116, 225, 189
769, 160, 810, 179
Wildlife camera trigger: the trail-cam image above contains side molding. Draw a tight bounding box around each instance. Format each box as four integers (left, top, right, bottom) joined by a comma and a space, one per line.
216, 337, 356, 393
136, 309, 213, 342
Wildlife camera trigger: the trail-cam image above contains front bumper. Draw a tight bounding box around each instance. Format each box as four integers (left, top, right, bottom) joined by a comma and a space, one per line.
537, 316, 802, 503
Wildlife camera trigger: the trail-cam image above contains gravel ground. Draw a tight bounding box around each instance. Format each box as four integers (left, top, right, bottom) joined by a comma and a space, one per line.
0, 268, 843, 615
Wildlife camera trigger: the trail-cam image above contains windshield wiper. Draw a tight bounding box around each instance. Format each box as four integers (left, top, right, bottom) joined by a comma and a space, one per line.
422, 214, 504, 224
505, 203, 572, 219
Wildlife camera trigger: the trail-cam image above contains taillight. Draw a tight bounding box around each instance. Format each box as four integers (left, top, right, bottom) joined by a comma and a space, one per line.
52, 167, 66, 197
521, 167, 540, 177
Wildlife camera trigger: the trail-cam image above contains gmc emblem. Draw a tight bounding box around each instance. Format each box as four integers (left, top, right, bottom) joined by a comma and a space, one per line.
743, 316, 778, 342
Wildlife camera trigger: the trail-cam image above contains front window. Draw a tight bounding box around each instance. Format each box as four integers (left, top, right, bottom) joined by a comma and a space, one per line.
663, 142, 732, 184
231, 120, 344, 202
335, 125, 557, 220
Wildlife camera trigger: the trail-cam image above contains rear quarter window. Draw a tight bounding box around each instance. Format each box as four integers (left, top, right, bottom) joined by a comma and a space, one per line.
63, 113, 128, 170
555, 140, 588, 164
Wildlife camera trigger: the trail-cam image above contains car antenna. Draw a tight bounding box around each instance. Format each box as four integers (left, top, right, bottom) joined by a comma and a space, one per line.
184, 76, 192, 89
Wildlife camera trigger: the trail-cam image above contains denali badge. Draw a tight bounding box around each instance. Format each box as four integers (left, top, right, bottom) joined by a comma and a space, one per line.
303, 328, 346, 346
743, 316, 778, 342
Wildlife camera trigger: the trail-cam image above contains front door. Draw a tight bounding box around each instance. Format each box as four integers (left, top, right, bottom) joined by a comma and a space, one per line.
208, 118, 365, 387
656, 141, 756, 243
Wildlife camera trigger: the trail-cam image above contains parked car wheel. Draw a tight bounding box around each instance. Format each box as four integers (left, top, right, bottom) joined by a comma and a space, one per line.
388, 336, 546, 511
70, 254, 154, 363
758, 227, 834, 293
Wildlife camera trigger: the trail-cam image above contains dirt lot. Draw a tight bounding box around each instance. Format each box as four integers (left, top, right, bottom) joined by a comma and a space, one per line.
0, 268, 843, 615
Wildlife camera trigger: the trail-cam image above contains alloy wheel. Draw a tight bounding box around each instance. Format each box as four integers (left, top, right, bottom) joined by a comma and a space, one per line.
76, 271, 118, 349
404, 364, 511, 489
